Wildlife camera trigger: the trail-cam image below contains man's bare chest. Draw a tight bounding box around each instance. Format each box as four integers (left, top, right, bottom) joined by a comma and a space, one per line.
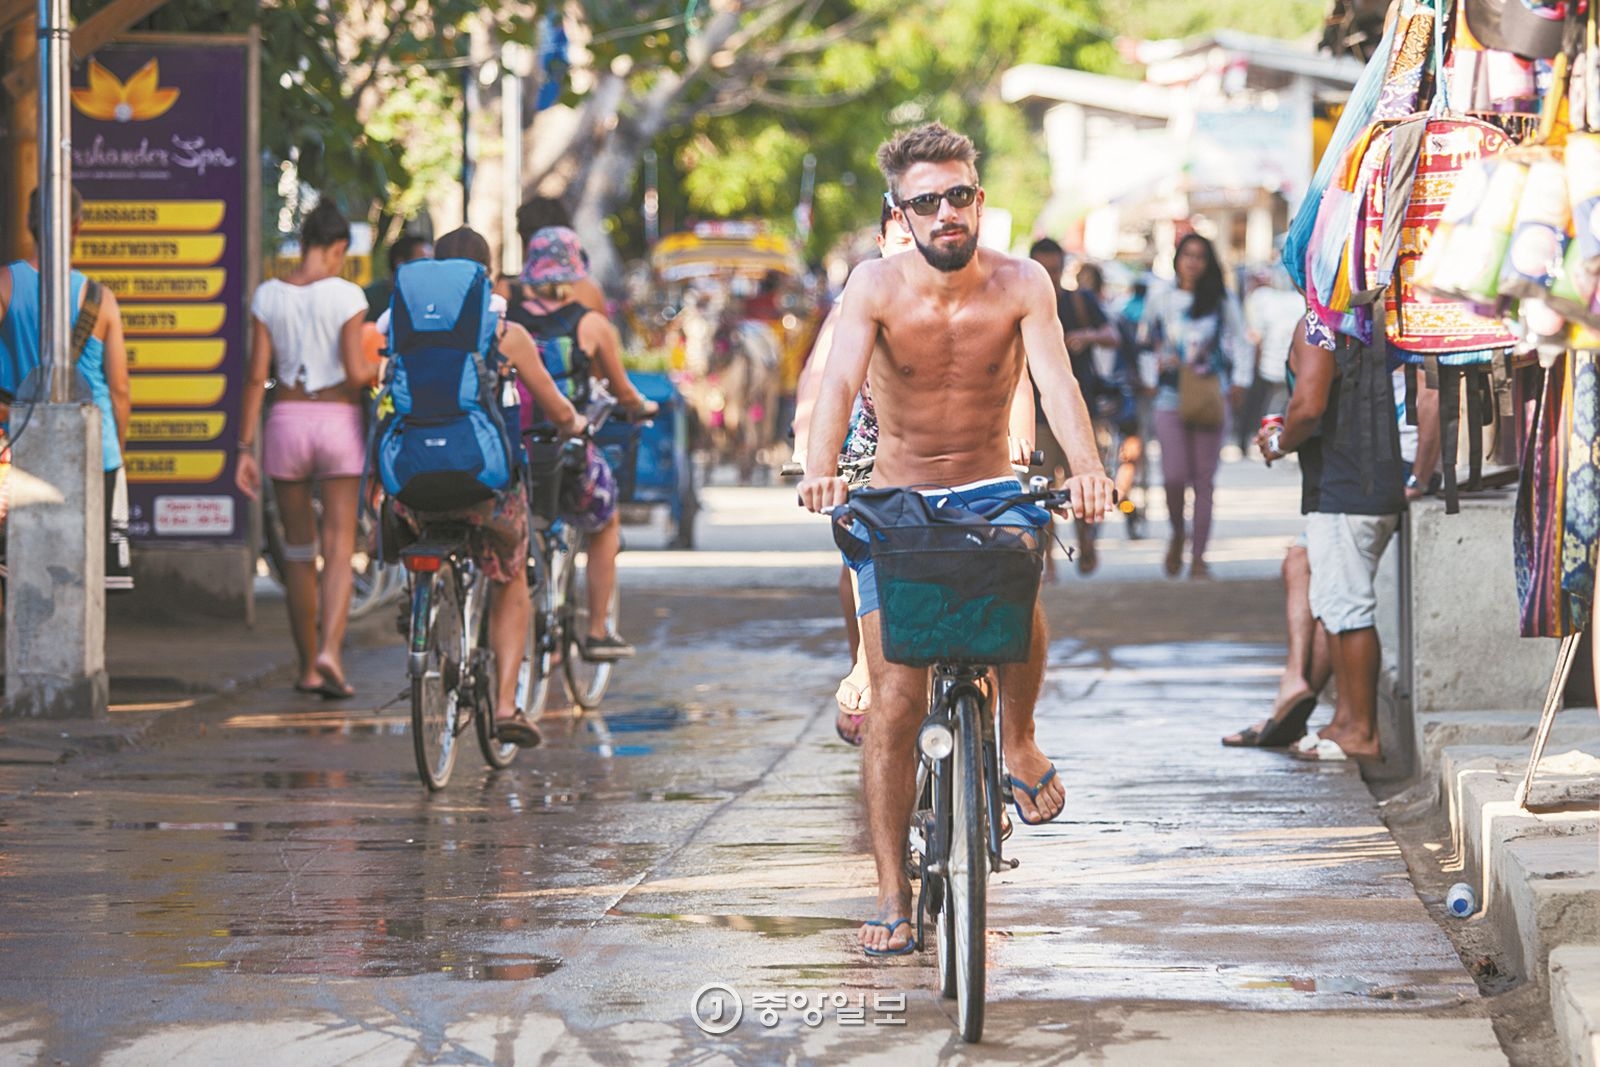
876, 303, 1021, 380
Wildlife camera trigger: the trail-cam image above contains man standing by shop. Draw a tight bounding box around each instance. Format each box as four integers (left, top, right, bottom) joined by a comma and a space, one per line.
1258, 313, 1405, 763
798, 122, 1114, 955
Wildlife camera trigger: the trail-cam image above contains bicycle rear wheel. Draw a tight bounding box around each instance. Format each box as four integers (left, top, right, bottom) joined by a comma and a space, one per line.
473, 605, 519, 771
562, 536, 617, 710
411, 564, 463, 791
945, 691, 988, 1042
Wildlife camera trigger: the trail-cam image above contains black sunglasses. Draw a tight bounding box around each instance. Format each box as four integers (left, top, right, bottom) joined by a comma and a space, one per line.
896, 184, 979, 217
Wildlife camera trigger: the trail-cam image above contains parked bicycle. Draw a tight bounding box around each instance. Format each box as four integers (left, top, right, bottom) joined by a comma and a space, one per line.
830, 478, 1076, 1043
401, 522, 525, 790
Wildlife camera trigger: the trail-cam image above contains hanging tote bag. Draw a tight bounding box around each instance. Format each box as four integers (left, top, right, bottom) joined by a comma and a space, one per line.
1354, 113, 1518, 355
1177, 364, 1225, 430
1283, 20, 1397, 292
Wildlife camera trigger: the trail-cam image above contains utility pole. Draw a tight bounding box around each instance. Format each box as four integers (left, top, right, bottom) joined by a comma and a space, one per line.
499, 43, 528, 276
6, 0, 108, 719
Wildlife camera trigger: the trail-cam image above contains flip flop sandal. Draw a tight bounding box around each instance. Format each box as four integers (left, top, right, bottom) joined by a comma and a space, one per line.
861, 917, 917, 957
835, 713, 866, 747
1005, 765, 1062, 826
1220, 724, 1265, 748
1221, 694, 1317, 748
494, 711, 543, 749
1255, 694, 1318, 748
835, 679, 870, 747
296, 680, 354, 700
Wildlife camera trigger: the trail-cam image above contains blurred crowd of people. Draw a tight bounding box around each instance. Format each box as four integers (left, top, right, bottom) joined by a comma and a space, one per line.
1022, 226, 1443, 769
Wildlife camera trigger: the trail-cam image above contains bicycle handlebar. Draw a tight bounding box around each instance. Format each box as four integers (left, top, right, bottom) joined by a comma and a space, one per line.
813, 484, 1116, 519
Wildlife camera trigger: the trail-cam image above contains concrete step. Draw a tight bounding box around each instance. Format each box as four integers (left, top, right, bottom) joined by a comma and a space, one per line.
1435, 741, 1600, 985
1552, 946, 1600, 1067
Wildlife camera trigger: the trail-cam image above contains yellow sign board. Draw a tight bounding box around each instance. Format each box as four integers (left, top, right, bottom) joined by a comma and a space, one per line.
125, 450, 227, 483
129, 374, 228, 408
121, 304, 227, 336
128, 412, 228, 442
81, 200, 227, 232
75, 234, 226, 267
93, 269, 227, 301
125, 339, 227, 372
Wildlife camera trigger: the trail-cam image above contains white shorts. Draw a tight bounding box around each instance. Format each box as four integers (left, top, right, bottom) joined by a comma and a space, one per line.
1306, 512, 1399, 634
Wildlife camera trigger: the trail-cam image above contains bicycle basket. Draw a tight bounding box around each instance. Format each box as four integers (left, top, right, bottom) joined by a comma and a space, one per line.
845, 511, 1047, 667
593, 421, 642, 501
524, 440, 565, 521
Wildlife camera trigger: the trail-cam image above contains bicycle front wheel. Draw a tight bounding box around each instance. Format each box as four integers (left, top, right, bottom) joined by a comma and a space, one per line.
946, 691, 988, 1042
562, 538, 617, 710
411, 564, 463, 791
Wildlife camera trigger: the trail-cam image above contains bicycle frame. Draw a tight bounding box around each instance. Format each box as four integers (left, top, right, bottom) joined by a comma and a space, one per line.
402, 528, 489, 695
914, 663, 1012, 947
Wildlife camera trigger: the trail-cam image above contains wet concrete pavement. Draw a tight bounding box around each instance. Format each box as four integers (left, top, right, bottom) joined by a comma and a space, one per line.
0, 463, 1510, 1064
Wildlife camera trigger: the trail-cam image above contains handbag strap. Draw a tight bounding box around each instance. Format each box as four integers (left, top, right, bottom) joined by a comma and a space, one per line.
70, 279, 101, 365
1351, 116, 1431, 305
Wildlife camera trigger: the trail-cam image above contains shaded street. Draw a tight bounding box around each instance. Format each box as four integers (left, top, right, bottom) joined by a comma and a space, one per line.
0, 463, 1508, 1064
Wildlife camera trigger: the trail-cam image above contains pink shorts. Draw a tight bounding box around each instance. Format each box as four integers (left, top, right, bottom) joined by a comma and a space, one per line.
263, 400, 366, 482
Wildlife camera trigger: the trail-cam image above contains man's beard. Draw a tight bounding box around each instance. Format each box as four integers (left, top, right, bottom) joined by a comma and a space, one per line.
912, 224, 979, 272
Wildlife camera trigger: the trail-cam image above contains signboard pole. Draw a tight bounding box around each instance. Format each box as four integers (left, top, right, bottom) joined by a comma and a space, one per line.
5, 0, 108, 719
39, 0, 70, 402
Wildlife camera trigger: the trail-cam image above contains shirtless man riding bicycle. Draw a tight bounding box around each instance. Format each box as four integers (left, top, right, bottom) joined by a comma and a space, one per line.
797, 122, 1114, 956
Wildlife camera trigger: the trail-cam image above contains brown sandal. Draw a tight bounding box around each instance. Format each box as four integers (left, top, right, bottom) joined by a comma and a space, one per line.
495, 711, 542, 748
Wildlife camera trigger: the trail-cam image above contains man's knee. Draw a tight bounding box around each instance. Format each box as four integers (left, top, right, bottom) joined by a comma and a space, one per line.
1283, 545, 1308, 582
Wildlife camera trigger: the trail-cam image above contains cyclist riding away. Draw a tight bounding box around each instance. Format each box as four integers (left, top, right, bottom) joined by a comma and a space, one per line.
389, 227, 587, 747
797, 122, 1114, 956
509, 226, 658, 661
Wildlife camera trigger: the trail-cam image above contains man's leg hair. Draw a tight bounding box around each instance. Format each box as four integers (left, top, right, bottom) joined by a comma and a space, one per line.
997, 601, 1065, 822
857, 610, 922, 951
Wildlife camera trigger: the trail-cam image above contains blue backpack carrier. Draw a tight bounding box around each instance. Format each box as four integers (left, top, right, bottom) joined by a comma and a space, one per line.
376, 259, 513, 512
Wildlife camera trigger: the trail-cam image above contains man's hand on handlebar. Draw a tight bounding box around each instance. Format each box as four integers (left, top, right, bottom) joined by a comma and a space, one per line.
798, 473, 848, 513
1058, 473, 1116, 523
1008, 435, 1034, 468
625, 399, 660, 421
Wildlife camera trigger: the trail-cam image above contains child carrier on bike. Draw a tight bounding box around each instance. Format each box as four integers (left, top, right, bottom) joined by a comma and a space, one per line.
835, 488, 1048, 667
375, 259, 513, 512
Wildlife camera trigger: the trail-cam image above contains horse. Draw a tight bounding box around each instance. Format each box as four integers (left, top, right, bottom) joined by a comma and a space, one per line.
675, 292, 782, 484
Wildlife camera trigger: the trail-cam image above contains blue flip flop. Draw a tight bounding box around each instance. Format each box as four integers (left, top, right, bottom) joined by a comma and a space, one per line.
862, 917, 917, 957
1005, 765, 1061, 826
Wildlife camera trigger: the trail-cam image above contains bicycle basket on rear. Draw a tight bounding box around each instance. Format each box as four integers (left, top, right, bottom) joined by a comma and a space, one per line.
524, 440, 565, 521
863, 521, 1046, 667
593, 421, 642, 502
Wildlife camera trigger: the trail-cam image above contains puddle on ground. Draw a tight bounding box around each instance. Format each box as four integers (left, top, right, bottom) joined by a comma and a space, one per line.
613, 911, 858, 937
220, 711, 409, 738
207, 948, 563, 981
602, 707, 685, 733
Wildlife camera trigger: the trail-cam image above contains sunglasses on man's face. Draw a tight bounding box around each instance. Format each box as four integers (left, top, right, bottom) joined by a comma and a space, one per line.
896, 183, 979, 217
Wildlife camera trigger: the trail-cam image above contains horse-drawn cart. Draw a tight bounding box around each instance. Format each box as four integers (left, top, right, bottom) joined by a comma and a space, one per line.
595, 371, 698, 549
644, 223, 820, 484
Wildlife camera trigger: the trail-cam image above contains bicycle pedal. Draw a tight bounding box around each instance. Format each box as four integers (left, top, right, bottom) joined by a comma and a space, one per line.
1003, 857, 1020, 870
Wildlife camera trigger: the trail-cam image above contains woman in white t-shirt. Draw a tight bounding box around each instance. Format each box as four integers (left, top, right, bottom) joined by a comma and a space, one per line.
236, 199, 374, 699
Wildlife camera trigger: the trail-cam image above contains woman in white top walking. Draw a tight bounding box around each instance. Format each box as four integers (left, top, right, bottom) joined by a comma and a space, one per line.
236, 199, 375, 698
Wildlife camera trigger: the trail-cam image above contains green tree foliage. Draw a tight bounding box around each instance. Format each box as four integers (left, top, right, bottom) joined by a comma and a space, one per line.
1100, 0, 1325, 44
560, 0, 1114, 276
105, 0, 532, 235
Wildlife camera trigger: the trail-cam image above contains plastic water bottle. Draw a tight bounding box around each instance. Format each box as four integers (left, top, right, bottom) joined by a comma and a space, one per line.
1445, 882, 1478, 917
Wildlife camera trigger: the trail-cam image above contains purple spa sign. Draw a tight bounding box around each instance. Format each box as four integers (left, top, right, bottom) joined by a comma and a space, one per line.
70, 38, 255, 543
